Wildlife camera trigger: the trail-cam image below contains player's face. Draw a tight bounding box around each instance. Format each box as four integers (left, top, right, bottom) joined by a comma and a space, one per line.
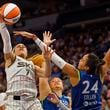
49, 77, 63, 91
14, 44, 28, 58
78, 54, 89, 71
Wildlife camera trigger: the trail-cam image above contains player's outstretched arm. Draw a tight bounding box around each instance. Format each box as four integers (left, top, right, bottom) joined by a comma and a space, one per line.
35, 46, 53, 78
43, 31, 79, 86
13, 31, 37, 40
13, 31, 80, 86
39, 31, 56, 100
0, 15, 14, 67
35, 46, 52, 99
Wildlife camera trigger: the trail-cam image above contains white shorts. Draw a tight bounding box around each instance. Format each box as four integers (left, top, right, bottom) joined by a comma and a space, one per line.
5, 95, 43, 110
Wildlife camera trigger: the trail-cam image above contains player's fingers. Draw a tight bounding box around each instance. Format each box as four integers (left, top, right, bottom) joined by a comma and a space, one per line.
49, 33, 52, 38
43, 45, 48, 53
47, 31, 50, 36
13, 31, 23, 33
43, 31, 46, 35
45, 31, 47, 35
25, 32, 35, 36
13, 33, 17, 36
49, 49, 55, 58
46, 45, 52, 52
51, 39, 56, 43
43, 46, 46, 52
13, 31, 17, 34
13, 31, 23, 35
13, 31, 20, 35
43, 32, 45, 37
44, 31, 48, 37
47, 46, 50, 52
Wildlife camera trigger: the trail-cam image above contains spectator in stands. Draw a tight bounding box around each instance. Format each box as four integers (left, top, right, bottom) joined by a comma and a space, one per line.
105, 97, 110, 110
51, 65, 62, 78
101, 94, 106, 110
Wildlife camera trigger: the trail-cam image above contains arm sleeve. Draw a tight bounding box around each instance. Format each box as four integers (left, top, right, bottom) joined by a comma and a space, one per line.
0, 23, 12, 53
34, 38, 66, 69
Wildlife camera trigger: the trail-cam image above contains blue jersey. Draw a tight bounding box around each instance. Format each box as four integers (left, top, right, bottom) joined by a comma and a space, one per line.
42, 95, 70, 110
72, 71, 102, 110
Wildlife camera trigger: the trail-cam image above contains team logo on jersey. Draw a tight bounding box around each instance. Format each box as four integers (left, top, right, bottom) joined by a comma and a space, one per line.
17, 62, 34, 70
83, 101, 88, 106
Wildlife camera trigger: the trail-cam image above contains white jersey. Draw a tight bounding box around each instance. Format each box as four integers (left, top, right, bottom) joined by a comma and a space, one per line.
5, 56, 37, 96
0, 93, 6, 106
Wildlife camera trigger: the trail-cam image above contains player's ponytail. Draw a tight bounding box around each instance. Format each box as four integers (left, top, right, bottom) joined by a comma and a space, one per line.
86, 53, 105, 75
95, 59, 105, 75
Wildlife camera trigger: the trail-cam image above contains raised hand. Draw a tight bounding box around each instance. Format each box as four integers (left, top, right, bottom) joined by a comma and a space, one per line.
43, 31, 56, 46
47, 92, 60, 104
43, 45, 54, 61
13, 31, 37, 40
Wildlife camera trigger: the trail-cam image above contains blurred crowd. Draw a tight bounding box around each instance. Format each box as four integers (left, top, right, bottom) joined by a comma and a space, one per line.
0, 25, 110, 109
1, 0, 110, 19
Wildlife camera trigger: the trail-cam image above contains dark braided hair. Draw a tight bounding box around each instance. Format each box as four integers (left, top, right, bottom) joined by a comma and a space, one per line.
86, 53, 105, 75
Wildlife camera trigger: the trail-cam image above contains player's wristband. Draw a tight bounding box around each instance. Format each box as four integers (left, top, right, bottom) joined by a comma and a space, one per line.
51, 52, 66, 69
34, 38, 46, 51
0, 27, 12, 53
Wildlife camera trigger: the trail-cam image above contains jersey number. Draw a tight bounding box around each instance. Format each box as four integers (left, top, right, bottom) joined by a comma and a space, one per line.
26, 69, 29, 75
82, 80, 98, 94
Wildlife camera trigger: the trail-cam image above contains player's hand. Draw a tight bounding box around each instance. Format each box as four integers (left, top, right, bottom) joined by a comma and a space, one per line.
0, 13, 4, 23
0, 7, 5, 23
0, 16, 4, 23
43, 31, 56, 46
47, 92, 60, 104
13, 31, 37, 40
43, 45, 54, 61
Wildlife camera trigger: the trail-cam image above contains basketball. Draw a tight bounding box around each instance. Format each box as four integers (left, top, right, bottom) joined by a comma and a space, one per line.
0, 3, 21, 25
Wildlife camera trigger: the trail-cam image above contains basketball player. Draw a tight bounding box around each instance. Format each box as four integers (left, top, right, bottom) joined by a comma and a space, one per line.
32, 55, 71, 110
27, 31, 71, 110
0, 16, 52, 110
39, 32, 71, 110
13, 31, 110, 110
40, 77, 71, 110
29, 51, 71, 110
